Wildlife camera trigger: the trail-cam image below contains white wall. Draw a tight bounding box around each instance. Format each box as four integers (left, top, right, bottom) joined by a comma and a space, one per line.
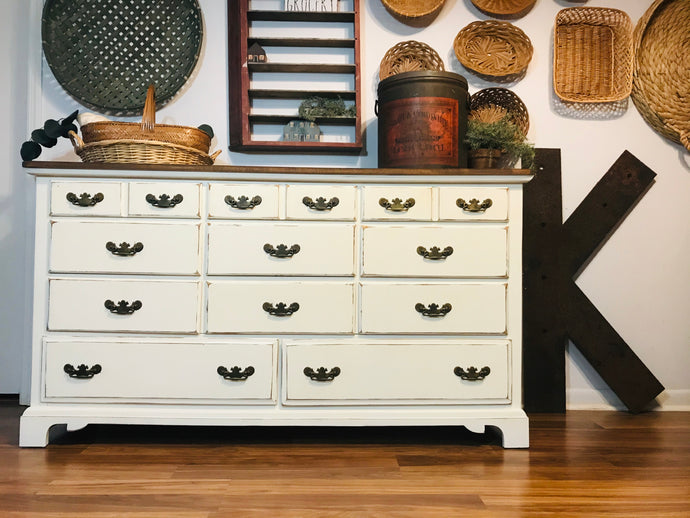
0, 1, 32, 393
6, 0, 689, 407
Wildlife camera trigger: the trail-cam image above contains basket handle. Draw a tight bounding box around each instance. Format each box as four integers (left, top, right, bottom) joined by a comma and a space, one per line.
141, 84, 156, 132
68, 130, 84, 152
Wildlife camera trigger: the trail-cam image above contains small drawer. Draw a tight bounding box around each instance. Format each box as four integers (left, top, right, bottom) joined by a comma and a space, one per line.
284, 342, 510, 403
362, 186, 432, 221
209, 183, 279, 219
44, 339, 276, 402
208, 223, 355, 276
361, 225, 507, 277
128, 182, 201, 218
48, 279, 200, 333
51, 181, 121, 216
207, 281, 354, 334
360, 282, 507, 334
285, 185, 356, 220
439, 187, 509, 221
50, 221, 201, 274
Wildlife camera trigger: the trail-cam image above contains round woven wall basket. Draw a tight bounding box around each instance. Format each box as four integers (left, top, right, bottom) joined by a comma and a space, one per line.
631, 0, 690, 151
42, 0, 203, 116
380, 0, 446, 26
470, 87, 529, 136
470, 0, 536, 18
379, 40, 445, 80
454, 21, 533, 80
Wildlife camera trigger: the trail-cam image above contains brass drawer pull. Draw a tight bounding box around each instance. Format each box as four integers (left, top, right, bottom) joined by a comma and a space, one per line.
217, 365, 255, 381
456, 198, 493, 213
262, 301, 299, 316
264, 243, 300, 258
415, 302, 452, 317
64, 363, 102, 379
417, 245, 453, 260
225, 194, 262, 210
304, 366, 341, 381
104, 299, 142, 314
106, 241, 143, 256
66, 192, 104, 207
303, 196, 339, 211
146, 193, 183, 208
379, 197, 415, 212
454, 366, 491, 381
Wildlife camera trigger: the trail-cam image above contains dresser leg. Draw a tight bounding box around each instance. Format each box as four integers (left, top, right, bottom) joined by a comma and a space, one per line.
493, 419, 530, 448
19, 415, 55, 447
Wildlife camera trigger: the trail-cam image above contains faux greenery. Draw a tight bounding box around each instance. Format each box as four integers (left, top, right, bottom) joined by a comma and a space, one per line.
465, 118, 535, 170
298, 96, 356, 122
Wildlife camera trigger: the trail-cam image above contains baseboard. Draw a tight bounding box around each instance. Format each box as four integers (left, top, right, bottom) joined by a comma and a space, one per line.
567, 388, 690, 411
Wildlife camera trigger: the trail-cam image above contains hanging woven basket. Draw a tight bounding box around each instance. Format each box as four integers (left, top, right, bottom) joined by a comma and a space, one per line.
380, 0, 446, 26
470, 87, 530, 136
454, 21, 533, 80
379, 40, 445, 80
631, 0, 690, 151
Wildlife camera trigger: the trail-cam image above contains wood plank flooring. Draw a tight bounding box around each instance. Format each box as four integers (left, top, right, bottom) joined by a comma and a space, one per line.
1, 398, 688, 517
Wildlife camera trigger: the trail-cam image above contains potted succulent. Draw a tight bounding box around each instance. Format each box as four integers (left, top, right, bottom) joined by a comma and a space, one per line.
464, 117, 535, 170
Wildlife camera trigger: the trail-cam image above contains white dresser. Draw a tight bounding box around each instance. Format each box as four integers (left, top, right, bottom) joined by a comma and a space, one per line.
20, 165, 531, 448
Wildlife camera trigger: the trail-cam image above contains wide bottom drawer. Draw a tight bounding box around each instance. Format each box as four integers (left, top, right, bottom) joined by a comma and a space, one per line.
44, 339, 277, 402
284, 342, 510, 404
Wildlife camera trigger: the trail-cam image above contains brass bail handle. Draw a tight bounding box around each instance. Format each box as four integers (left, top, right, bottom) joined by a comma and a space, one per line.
141, 84, 156, 132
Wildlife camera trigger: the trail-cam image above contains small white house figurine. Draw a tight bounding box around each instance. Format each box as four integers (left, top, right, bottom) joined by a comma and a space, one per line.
285, 0, 338, 12
247, 43, 266, 63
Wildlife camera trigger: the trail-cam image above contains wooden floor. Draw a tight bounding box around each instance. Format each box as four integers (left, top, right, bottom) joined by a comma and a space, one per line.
1, 398, 688, 517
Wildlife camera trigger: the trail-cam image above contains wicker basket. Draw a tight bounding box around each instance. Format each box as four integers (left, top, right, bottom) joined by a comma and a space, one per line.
631, 0, 690, 151
553, 7, 633, 103
470, 87, 529, 136
379, 40, 445, 80
71, 84, 220, 165
380, 0, 445, 26
470, 0, 536, 17
454, 21, 533, 80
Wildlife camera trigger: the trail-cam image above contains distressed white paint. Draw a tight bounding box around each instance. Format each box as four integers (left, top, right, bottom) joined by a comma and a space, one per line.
2, 0, 687, 411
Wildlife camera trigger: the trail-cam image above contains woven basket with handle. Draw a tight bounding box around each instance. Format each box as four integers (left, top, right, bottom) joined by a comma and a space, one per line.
72, 84, 220, 164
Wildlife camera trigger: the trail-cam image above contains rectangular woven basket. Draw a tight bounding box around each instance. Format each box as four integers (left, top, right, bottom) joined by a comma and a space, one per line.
553, 7, 633, 103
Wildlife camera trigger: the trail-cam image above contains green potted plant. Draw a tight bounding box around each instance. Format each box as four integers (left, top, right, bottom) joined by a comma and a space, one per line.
464, 117, 535, 170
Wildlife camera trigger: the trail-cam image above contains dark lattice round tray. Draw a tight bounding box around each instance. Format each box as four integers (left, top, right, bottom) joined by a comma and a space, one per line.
42, 0, 203, 116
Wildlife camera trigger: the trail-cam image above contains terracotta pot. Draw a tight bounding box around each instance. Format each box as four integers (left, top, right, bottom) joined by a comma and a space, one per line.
468, 148, 504, 169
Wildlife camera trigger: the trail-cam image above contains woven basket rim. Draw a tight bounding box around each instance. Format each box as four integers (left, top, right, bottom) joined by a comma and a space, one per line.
470, 0, 536, 16
380, 0, 445, 18
631, 0, 689, 150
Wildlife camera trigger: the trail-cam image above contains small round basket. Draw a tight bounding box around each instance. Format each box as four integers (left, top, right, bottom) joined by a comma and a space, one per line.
631, 0, 690, 151
470, 87, 529, 136
454, 21, 533, 80
379, 40, 445, 80
380, 0, 446, 26
470, 0, 536, 18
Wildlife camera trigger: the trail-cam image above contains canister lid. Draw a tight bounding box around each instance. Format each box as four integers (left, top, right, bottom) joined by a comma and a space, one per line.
377, 70, 468, 93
